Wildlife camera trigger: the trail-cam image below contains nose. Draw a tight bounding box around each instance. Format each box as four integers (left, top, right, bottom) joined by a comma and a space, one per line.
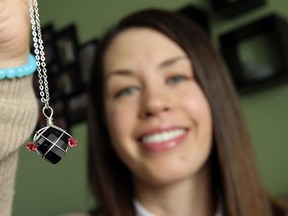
139, 86, 171, 119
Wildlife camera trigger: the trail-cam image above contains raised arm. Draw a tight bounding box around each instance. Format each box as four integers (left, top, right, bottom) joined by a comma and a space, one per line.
0, 0, 38, 215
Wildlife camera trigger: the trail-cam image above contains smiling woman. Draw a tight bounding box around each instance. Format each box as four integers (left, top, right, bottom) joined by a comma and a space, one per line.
87, 9, 288, 216
104, 28, 213, 191
0, 1, 287, 216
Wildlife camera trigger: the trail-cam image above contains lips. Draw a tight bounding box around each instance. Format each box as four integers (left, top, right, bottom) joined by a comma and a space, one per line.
137, 127, 188, 152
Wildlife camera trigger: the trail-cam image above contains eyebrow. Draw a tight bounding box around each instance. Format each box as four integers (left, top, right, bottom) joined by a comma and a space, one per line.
105, 55, 188, 81
158, 55, 188, 69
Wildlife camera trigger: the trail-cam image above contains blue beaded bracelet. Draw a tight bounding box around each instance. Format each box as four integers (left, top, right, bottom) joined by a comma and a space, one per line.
0, 53, 37, 79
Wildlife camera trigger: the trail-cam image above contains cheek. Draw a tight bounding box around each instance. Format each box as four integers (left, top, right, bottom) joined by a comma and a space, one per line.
105, 102, 137, 144
180, 84, 212, 124
180, 84, 213, 153
105, 102, 140, 170
178, 89, 213, 178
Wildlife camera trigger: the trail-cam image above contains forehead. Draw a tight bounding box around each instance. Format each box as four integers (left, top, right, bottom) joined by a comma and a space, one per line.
104, 28, 187, 74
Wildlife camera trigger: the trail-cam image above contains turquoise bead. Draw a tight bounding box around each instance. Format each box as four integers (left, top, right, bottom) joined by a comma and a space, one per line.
6, 68, 16, 78
0, 69, 5, 79
0, 53, 37, 80
16, 67, 25, 77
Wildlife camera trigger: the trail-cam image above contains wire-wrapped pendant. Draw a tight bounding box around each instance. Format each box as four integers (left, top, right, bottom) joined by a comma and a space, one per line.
26, 106, 77, 164
26, 125, 77, 164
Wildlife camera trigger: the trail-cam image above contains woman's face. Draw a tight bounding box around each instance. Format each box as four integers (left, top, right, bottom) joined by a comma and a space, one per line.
104, 28, 213, 185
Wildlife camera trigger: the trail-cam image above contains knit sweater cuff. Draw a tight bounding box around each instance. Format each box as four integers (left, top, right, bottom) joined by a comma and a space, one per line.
0, 151, 19, 216
0, 75, 38, 160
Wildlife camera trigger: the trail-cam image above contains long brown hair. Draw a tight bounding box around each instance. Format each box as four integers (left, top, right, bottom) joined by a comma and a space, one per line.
87, 9, 287, 216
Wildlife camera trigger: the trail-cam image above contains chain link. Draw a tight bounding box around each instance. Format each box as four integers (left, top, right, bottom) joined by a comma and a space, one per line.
29, 0, 50, 108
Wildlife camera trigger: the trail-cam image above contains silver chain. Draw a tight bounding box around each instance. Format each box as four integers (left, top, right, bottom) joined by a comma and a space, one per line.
29, 0, 51, 109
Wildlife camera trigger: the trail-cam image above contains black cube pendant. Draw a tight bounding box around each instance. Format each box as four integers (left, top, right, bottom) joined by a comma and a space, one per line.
26, 125, 78, 164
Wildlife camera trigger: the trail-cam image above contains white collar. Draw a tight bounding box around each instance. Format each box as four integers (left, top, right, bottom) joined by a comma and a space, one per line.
134, 200, 156, 216
134, 200, 223, 216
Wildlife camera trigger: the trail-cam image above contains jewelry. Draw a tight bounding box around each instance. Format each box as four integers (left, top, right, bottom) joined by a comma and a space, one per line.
26, 0, 78, 164
0, 53, 37, 79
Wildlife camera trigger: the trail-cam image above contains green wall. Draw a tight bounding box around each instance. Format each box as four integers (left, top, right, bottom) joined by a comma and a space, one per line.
13, 0, 288, 215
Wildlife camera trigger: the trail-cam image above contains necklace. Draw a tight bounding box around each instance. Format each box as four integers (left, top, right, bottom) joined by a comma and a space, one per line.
26, 0, 78, 164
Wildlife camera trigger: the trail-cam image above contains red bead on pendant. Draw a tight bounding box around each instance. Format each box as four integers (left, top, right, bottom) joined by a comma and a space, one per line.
26, 142, 38, 151
68, 137, 78, 147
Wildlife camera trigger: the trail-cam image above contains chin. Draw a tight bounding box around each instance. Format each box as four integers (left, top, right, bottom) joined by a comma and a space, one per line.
135, 167, 196, 186
133, 158, 212, 188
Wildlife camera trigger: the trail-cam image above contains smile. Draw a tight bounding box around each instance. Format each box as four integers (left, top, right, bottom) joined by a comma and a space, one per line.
138, 128, 188, 152
140, 129, 186, 144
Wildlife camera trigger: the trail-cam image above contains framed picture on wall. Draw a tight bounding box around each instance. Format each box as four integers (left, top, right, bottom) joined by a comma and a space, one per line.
210, 0, 266, 18
50, 100, 66, 116
219, 14, 288, 93
56, 66, 83, 97
78, 39, 98, 86
41, 23, 59, 68
67, 93, 88, 124
53, 115, 70, 133
56, 25, 79, 68
176, 5, 210, 37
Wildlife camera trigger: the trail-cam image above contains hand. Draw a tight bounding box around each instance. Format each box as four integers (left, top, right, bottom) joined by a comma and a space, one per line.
0, 0, 30, 67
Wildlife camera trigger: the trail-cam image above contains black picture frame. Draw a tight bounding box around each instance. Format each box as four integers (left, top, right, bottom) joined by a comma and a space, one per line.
54, 115, 70, 133
176, 5, 210, 37
56, 25, 79, 68
50, 100, 66, 116
49, 74, 61, 101
67, 93, 88, 125
78, 39, 98, 86
56, 66, 83, 98
41, 23, 59, 70
219, 14, 288, 93
210, 0, 266, 18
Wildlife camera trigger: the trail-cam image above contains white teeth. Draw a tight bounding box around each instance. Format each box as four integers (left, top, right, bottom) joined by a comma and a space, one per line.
141, 129, 186, 144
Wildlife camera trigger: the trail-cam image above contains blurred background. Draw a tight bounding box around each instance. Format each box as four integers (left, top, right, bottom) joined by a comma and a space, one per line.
13, 0, 288, 215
